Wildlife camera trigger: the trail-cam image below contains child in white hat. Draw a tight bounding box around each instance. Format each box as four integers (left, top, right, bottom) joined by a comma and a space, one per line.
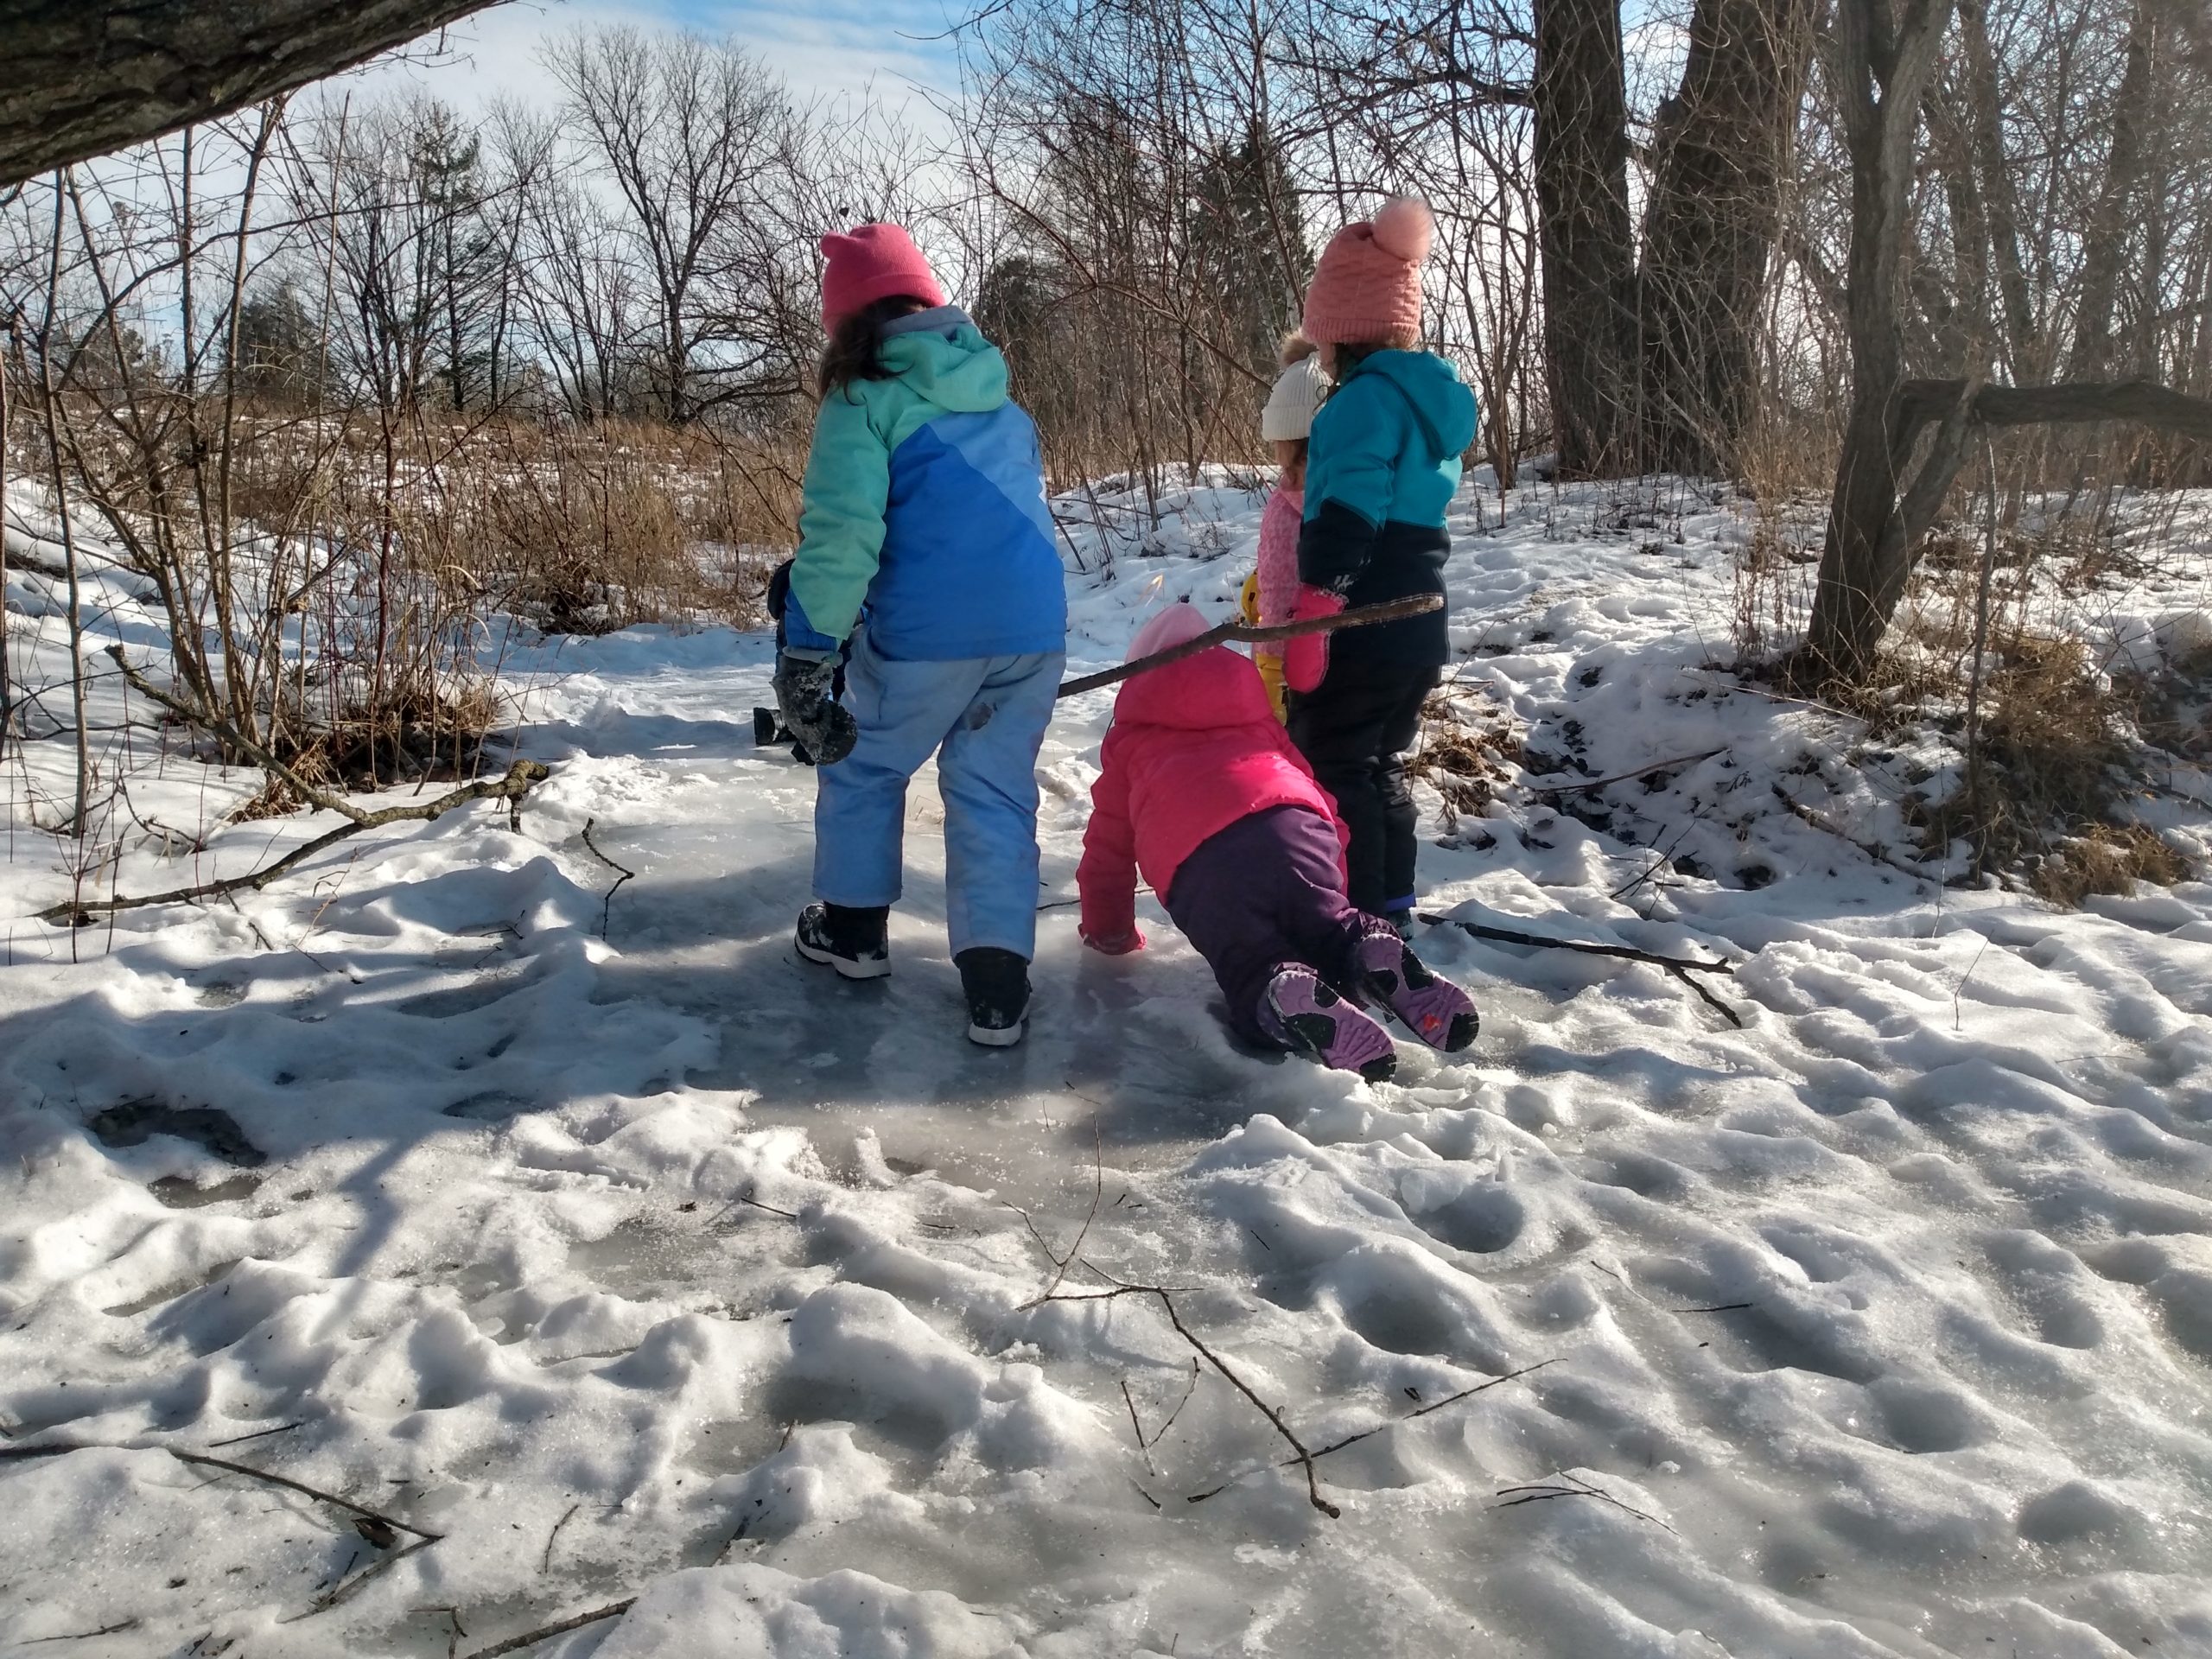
1239, 334, 1330, 719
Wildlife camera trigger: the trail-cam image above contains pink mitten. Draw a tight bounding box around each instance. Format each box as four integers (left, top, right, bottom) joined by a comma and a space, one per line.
1284, 586, 1345, 694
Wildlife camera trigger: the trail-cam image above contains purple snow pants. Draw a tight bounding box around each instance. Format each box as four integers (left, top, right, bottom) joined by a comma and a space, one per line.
1163, 804, 1384, 1046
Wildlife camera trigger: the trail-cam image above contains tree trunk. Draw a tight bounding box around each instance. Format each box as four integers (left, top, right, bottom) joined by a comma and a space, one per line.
1958, 0, 2039, 376
1532, 0, 1638, 478
2070, 0, 2155, 380
1799, 0, 1960, 687
0, 0, 499, 185
1637, 0, 1818, 475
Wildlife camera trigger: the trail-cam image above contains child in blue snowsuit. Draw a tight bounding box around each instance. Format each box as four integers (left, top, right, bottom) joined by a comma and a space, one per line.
773, 223, 1069, 1046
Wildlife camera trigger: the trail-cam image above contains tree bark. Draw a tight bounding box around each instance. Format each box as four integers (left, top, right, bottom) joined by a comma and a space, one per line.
1532, 0, 1638, 478
1956, 0, 2040, 378
1799, 0, 1960, 688
2069, 0, 2155, 380
0, 0, 501, 186
1637, 0, 1818, 475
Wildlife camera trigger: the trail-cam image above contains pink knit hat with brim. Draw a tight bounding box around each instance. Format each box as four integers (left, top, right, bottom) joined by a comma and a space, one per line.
820, 223, 948, 329
1128, 601, 1213, 662
1300, 197, 1434, 346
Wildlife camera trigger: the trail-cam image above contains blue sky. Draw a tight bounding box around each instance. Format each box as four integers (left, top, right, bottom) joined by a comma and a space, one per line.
372, 0, 968, 112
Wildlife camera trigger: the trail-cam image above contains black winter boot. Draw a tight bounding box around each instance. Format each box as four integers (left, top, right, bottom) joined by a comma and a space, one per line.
955, 947, 1031, 1047
796, 902, 890, 979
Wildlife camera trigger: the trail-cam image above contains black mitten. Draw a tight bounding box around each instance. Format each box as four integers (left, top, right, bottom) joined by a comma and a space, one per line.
772, 651, 857, 766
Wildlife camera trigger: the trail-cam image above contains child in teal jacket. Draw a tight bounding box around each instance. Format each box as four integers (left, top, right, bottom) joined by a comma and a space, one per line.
774, 224, 1068, 1046
1284, 198, 1477, 929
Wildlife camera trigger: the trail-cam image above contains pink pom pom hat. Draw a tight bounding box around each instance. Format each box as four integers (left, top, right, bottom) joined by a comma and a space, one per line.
1300, 196, 1435, 347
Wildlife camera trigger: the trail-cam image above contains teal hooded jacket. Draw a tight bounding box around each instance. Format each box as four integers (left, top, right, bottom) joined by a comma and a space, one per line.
785, 307, 1068, 662
1297, 349, 1478, 670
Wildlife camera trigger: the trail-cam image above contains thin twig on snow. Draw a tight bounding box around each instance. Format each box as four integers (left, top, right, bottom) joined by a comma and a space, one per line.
578, 819, 634, 939
1420, 912, 1745, 1027
1185, 1358, 1557, 1503
457, 1598, 637, 1659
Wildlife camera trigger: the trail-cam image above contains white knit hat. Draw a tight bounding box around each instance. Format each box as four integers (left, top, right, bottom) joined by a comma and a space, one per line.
1261, 352, 1329, 442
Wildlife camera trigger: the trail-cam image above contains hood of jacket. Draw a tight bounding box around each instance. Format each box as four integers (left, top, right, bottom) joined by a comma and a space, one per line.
1113, 643, 1276, 734
1346, 349, 1478, 462
878, 306, 1009, 413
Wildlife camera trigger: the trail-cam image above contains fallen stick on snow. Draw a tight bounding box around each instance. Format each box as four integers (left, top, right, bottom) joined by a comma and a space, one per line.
1493, 1471, 1674, 1531
1185, 1357, 1558, 1505
0, 1440, 441, 1541
1418, 912, 1746, 1029
35, 646, 551, 926
1526, 747, 1727, 796
458, 1599, 638, 1659
288, 1534, 439, 1621
1029, 1277, 1342, 1518
1055, 593, 1444, 700
579, 817, 635, 938
1769, 784, 1934, 882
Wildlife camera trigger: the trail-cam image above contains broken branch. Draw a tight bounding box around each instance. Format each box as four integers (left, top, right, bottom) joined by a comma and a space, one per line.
1421, 912, 1745, 1027
1527, 749, 1726, 796
165, 1447, 443, 1541
1416, 914, 1734, 975
579, 819, 634, 939
1188, 1358, 1556, 1503
458, 1598, 637, 1659
1027, 1277, 1337, 1516
1057, 594, 1443, 699
33, 649, 549, 925
1770, 784, 1932, 880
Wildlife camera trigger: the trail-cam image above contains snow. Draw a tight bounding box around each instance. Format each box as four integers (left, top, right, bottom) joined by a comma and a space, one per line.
5, 472, 2212, 1657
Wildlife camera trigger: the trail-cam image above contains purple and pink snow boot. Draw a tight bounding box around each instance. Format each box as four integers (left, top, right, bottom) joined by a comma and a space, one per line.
1352, 927, 1479, 1053
1261, 965, 1398, 1083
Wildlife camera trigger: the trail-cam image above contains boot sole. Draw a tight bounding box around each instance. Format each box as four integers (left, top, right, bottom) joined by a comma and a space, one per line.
966, 1017, 1027, 1047
795, 935, 891, 980
1279, 1009, 1397, 1083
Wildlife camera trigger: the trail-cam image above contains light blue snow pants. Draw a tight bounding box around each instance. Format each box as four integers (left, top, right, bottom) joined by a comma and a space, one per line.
813, 631, 1065, 960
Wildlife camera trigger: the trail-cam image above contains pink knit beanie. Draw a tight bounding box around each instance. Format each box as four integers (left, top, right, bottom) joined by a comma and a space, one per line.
820, 223, 947, 329
1300, 197, 1434, 346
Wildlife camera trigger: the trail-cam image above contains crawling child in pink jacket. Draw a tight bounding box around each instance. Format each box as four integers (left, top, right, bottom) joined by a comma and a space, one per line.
1078, 602, 1477, 1081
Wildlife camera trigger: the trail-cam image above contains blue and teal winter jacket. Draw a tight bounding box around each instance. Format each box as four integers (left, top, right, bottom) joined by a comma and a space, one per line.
1298, 349, 1478, 670
784, 307, 1068, 662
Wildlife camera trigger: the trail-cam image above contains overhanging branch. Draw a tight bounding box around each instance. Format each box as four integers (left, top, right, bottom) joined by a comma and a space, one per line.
0, 0, 503, 186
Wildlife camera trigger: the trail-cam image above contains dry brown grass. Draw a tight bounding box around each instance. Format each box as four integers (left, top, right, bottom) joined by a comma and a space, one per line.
421, 419, 797, 635
1859, 622, 2198, 902
2029, 823, 2192, 906
1728, 409, 1834, 653
1409, 689, 1520, 830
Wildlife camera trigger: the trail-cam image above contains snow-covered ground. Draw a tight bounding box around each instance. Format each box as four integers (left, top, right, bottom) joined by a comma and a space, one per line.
4, 474, 2212, 1657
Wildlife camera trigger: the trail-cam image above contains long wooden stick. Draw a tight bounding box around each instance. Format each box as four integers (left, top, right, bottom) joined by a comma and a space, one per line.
1056, 594, 1443, 700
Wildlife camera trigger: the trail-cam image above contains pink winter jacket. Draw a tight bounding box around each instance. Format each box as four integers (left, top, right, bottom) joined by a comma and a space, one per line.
1077, 639, 1347, 944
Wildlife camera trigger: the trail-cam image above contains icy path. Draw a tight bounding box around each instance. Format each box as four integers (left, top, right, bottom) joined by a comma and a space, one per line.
3, 479, 2212, 1656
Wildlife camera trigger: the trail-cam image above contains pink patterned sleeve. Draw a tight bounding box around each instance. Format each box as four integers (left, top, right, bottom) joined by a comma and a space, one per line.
1255, 486, 1305, 645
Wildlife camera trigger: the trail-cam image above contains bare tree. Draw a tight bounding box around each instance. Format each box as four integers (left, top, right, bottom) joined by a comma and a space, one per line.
544, 27, 797, 423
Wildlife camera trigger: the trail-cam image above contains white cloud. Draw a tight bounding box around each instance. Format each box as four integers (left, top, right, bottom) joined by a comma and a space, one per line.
353, 0, 965, 116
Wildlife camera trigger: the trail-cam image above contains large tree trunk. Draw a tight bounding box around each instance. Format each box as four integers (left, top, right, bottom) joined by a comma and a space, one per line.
1532, 0, 1638, 478
1799, 0, 1960, 687
0, 0, 501, 186
1637, 0, 1818, 475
